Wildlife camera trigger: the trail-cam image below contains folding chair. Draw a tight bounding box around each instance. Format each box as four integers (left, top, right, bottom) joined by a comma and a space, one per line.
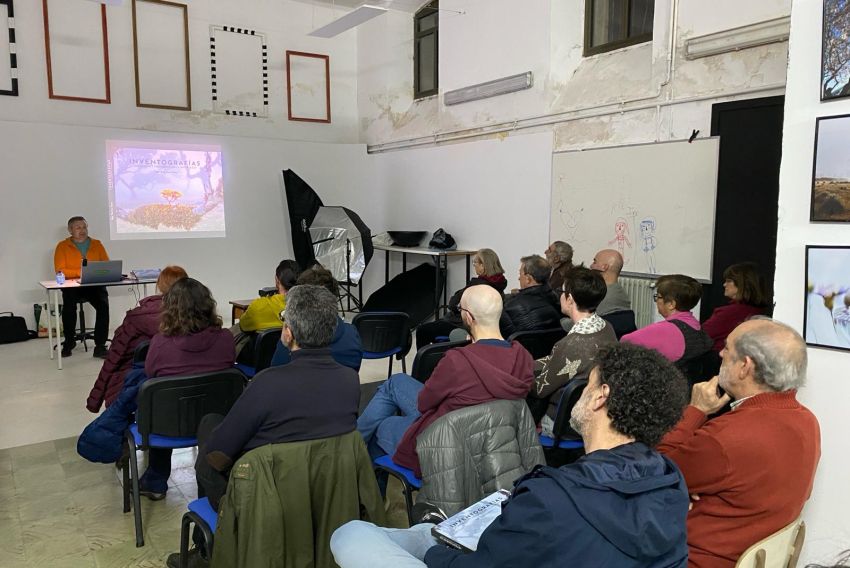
123, 369, 246, 547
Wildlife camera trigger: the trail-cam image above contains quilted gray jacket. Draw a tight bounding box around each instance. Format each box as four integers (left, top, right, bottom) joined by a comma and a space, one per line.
415, 399, 545, 516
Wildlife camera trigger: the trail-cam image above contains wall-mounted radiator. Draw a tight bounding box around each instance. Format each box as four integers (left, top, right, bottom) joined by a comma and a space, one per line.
620, 276, 656, 329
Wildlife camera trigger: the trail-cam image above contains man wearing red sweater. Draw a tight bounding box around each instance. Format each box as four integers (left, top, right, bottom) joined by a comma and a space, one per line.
658, 317, 821, 568
357, 285, 534, 477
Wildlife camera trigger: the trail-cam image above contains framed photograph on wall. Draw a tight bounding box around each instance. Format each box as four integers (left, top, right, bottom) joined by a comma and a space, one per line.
42, 0, 111, 103
0, 0, 17, 97
286, 50, 330, 123
209, 25, 269, 118
822, 0, 850, 101
132, 0, 191, 110
804, 245, 850, 352
811, 114, 850, 222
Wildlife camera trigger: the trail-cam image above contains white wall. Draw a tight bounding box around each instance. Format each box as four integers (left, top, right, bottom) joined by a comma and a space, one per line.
0, 120, 372, 329
774, 0, 850, 563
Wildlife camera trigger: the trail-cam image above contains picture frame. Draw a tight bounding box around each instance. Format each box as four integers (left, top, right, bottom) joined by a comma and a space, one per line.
209, 25, 269, 118
804, 245, 850, 352
821, 0, 850, 101
42, 0, 111, 104
0, 0, 17, 97
810, 114, 850, 222
286, 50, 331, 123
132, 0, 191, 110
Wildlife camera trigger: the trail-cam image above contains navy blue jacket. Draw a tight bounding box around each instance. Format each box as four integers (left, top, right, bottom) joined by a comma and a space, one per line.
424, 442, 689, 568
78, 367, 148, 463
270, 316, 362, 371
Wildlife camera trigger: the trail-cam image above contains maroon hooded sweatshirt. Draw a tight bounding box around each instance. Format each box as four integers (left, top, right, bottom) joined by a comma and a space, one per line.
145, 327, 235, 379
392, 340, 534, 477
86, 295, 163, 412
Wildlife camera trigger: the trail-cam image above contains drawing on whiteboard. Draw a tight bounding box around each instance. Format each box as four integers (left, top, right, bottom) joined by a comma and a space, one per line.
640, 217, 658, 274
608, 218, 632, 259
558, 201, 584, 242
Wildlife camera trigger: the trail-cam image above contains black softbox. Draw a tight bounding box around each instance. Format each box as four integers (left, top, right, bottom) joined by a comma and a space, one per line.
283, 169, 323, 269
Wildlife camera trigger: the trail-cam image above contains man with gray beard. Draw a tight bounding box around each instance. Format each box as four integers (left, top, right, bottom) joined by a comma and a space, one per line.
331, 343, 691, 568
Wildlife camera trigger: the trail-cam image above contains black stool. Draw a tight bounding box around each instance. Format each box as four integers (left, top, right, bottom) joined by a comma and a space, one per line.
75, 301, 97, 352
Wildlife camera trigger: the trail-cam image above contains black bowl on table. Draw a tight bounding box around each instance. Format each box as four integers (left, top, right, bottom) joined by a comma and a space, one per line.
387, 231, 428, 247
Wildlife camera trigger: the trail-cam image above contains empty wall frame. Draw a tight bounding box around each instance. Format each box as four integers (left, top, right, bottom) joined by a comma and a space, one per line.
42, 0, 110, 103
0, 0, 17, 96
286, 50, 331, 123
132, 0, 191, 110
210, 25, 269, 118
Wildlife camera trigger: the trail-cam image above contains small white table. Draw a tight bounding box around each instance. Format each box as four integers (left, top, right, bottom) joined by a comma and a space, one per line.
39, 278, 157, 370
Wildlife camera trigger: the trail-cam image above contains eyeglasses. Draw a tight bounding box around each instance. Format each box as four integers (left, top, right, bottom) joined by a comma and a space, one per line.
458, 306, 475, 320
278, 309, 286, 322
653, 293, 663, 301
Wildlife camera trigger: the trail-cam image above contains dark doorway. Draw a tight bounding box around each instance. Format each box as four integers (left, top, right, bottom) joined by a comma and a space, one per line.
701, 96, 784, 320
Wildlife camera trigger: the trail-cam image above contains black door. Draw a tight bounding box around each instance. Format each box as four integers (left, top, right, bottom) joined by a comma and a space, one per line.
701, 96, 784, 320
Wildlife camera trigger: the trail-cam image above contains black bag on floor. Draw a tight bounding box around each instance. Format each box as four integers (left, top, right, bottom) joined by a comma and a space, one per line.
0, 312, 35, 344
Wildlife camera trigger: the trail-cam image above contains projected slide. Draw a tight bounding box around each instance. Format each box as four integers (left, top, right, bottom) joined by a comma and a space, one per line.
107, 141, 225, 239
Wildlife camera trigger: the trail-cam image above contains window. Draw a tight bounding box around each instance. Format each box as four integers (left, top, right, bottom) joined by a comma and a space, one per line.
414, 1, 438, 99
584, 0, 654, 56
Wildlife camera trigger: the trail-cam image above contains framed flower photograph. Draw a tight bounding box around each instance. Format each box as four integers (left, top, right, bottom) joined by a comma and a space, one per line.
811, 114, 850, 222
804, 245, 850, 351
822, 0, 850, 101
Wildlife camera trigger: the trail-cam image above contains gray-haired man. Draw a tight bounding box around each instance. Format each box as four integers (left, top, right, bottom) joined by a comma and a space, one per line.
658, 317, 821, 568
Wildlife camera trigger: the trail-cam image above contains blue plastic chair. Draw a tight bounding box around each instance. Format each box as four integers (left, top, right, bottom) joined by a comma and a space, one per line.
122, 369, 246, 547
539, 378, 587, 450
179, 497, 217, 568
353, 312, 411, 378
234, 327, 283, 378
374, 454, 421, 525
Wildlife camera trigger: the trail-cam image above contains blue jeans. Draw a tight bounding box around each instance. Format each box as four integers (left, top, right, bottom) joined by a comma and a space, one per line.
331, 521, 435, 568
357, 373, 424, 460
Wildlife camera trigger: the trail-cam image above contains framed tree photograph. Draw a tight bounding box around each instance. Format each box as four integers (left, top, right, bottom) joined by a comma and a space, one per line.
209, 25, 269, 118
286, 50, 331, 123
822, 0, 850, 101
0, 0, 17, 96
811, 114, 850, 222
132, 0, 191, 110
804, 245, 850, 352
42, 0, 111, 103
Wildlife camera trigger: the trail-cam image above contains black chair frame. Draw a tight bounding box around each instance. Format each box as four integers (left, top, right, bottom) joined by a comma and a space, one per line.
410, 339, 470, 383
122, 369, 246, 547
601, 309, 638, 340
253, 327, 283, 373
353, 312, 412, 377
508, 327, 567, 360
179, 510, 215, 568
374, 461, 420, 526
132, 340, 150, 367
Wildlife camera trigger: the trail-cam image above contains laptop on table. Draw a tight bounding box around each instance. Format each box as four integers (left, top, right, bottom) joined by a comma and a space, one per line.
80, 260, 124, 284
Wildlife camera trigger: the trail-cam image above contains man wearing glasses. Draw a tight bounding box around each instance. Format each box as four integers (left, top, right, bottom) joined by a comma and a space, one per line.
357, 285, 535, 478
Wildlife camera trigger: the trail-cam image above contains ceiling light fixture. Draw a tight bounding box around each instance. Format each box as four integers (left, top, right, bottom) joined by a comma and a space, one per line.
308, 4, 388, 38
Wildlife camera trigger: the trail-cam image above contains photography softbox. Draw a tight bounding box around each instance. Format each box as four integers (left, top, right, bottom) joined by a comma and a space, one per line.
283, 169, 324, 269
309, 206, 373, 284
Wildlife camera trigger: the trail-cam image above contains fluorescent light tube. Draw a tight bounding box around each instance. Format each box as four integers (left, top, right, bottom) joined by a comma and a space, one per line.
444, 72, 533, 106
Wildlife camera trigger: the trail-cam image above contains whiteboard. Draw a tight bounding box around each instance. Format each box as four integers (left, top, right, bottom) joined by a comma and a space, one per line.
550, 138, 720, 281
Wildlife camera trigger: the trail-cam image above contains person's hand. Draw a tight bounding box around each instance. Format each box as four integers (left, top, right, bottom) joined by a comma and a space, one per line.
690, 376, 731, 415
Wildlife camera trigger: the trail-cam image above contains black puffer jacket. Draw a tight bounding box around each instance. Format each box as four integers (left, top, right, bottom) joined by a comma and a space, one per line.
501, 284, 562, 337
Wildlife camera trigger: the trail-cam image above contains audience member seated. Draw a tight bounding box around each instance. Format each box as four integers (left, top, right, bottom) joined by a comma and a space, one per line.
415, 248, 507, 350
545, 240, 573, 293
233, 259, 300, 363
500, 255, 561, 337
621, 274, 713, 369
590, 248, 632, 316
658, 317, 821, 568
701, 262, 769, 353
331, 343, 691, 568
270, 266, 362, 370
85, 265, 187, 413
359, 285, 533, 477
138, 278, 235, 500
528, 266, 617, 434
54, 215, 111, 358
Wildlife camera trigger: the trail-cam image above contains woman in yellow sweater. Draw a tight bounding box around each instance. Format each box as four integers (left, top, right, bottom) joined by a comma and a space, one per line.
234, 260, 300, 362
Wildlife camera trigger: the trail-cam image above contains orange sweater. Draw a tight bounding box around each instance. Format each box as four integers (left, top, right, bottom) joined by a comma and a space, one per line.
657, 391, 820, 568
54, 238, 109, 278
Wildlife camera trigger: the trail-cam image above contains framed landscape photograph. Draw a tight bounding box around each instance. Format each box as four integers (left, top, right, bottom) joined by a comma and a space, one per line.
804, 245, 850, 352
822, 0, 850, 101
811, 114, 850, 222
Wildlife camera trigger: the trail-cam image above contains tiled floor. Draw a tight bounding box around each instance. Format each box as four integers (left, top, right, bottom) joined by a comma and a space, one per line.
0, 337, 413, 567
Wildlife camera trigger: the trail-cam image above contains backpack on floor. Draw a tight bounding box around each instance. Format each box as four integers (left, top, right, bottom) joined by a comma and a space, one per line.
0, 312, 35, 344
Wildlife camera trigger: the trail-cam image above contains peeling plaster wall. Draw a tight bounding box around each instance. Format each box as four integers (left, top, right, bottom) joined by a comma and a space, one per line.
0, 0, 359, 142
774, 0, 850, 563
357, 0, 792, 150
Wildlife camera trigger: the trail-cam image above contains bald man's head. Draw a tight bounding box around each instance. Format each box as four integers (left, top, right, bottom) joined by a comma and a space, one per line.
591, 249, 624, 279
461, 285, 503, 328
